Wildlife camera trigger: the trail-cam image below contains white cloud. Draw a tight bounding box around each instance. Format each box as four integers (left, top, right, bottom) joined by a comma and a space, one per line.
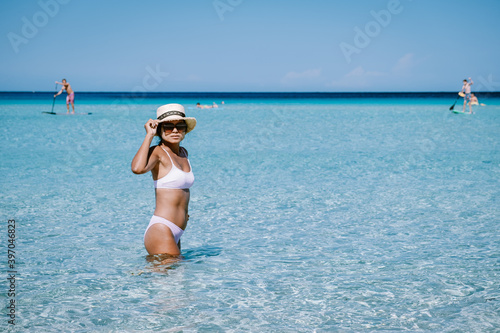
328, 53, 428, 90
345, 66, 386, 78
281, 69, 321, 84
329, 66, 387, 88
391, 53, 416, 75
185, 74, 202, 82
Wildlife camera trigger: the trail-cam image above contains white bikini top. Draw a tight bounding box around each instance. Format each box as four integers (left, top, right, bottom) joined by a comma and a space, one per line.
154, 146, 194, 189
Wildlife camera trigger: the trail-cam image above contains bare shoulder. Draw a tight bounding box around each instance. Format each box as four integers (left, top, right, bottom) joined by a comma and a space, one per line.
148, 145, 165, 172
152, 145, 170, 162
148, 145, 167, 163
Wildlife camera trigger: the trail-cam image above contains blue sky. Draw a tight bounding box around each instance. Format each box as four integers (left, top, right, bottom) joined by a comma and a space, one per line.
1, 0, 500, 92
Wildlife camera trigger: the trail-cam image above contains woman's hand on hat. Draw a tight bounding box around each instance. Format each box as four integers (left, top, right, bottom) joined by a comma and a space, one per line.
144, 119, 158, 137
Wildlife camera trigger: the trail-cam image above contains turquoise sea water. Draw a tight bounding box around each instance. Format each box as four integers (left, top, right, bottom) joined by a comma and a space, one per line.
1, 93, 500, 332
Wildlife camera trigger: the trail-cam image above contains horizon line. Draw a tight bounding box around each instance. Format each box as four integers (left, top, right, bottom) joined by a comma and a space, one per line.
2, 91, 499, 94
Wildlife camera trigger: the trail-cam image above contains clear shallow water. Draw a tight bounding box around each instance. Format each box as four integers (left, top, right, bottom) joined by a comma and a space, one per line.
1, 94, 500, 332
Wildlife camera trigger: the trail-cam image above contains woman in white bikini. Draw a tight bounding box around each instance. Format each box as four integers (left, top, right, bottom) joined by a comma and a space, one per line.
131, 103, 196, 256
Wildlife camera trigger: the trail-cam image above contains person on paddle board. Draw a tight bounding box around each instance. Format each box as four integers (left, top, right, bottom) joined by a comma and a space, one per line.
460, 78, 473, 114
54, 79, 75, 114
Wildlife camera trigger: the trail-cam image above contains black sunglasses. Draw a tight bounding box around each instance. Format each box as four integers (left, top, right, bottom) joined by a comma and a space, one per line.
162, 122, 187, 132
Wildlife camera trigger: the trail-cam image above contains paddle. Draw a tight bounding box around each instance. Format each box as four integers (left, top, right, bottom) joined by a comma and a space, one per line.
50, 82, 57, 112
449, 92, 464, 111
449, 96, 459, 110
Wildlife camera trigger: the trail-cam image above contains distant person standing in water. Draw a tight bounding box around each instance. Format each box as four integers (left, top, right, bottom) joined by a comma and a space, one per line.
470, 93, 485, 106
460, 77, 473, 114
54, 79, 75, 113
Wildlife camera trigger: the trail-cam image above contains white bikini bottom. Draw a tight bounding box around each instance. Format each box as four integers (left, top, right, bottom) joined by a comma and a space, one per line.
144, 215, 184, 244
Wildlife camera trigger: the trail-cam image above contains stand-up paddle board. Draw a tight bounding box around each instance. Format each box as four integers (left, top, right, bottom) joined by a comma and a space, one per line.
451, 110, 472, 114
42, 112, 92, 115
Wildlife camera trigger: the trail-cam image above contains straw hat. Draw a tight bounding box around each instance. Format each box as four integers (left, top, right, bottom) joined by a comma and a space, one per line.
156, 103, 196, 133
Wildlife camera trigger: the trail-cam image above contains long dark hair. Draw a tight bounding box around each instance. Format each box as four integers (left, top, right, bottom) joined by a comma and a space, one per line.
156, 123, 165, 145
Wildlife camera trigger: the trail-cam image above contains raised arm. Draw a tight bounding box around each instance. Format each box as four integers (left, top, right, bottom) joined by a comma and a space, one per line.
54, 88, 64, 97
131, 119, 160, 174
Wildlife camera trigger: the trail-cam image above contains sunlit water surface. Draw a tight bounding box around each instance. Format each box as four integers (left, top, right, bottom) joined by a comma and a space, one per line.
1, 94, 499, 332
